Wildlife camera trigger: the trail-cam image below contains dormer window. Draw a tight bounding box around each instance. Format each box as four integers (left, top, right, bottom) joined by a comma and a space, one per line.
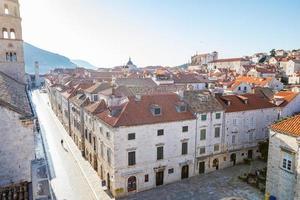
176, 102, 187, 113
151, 105, 161, 116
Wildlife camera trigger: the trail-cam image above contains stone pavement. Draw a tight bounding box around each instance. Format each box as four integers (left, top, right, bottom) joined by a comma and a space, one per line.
121, 161, 266, 200
33, 91, 113, 200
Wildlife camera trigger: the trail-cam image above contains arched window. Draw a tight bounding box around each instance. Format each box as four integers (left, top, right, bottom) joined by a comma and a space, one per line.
9, 52, 13, 62
13, 53, 17, 62
6, 52, 9, 61
127, 176, 137, 192
2, 28, 8, 39
10, 29, 16, 39
4, 4, 9, 15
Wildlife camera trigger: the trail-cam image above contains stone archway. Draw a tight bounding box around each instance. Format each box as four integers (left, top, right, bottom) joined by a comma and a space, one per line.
230, 153, 237, 165
127, 176, 137, 192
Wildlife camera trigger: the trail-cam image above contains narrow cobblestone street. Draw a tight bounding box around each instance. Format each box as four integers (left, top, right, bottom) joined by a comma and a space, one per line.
31, 90, 113, 200
121, 161, 265, 200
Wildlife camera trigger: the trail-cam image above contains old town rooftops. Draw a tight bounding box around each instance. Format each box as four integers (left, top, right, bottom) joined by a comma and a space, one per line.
96, 93, 195, 127
216, 93, 277, 113
209, 57, 248, 63
0, 72, 32, 117
84, 82, 111, 94
183, 90, 224, 113
270, 114, 300, 137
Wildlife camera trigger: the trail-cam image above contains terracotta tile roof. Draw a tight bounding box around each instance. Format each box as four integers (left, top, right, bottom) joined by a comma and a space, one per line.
0, 72, 32, 116
84, 100, 107, 115
234, 76, 273, 87
114, 78, 157, 87
173, 73, 211, 84
183, 90, 224, 113
270, 114, 300, 137
84, 82, 111, 93
97, 93, 195, 127
274, 91, 298, 107
216, 93, 277, 113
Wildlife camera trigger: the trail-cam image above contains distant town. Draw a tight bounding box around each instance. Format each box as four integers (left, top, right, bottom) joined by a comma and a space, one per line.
1, 0, 300, 200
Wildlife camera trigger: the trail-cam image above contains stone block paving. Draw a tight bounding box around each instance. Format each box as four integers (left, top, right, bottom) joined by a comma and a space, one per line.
121, 161, 266, 200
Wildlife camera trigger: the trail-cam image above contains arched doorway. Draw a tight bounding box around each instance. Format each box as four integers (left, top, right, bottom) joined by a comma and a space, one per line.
248, 150, 253, 159
181, 165, 189, 179
127, 176, 137, 192
230, 153, 237, 165
107, 173, 111, 190
213, 158, 219, 170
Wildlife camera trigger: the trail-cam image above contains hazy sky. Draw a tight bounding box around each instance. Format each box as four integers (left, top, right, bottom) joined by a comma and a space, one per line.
20, 0, 300, 68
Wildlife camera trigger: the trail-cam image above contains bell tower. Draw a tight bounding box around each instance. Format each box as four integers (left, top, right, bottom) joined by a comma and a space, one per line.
0, 0, 25, 83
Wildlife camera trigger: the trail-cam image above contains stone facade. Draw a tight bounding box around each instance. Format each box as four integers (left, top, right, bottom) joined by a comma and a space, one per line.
266, 130, 299, 200
0, 106, 34, 186
0, 0, 25, 83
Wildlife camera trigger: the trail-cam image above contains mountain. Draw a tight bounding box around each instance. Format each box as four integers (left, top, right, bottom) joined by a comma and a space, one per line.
24, 42, 80, 74
71, 59, 96, 69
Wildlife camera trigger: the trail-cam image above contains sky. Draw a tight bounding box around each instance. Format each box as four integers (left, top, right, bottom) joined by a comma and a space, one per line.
20, 0, 300, 68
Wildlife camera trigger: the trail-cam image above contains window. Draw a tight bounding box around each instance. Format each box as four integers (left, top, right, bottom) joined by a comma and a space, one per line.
168, 168, 174, 174
2, 28, 8, 39
232, 135, 236, 144
238, 86, 241, 91
85, 129, 88, 139
128, 133, 135, 140
10, 29, 15, 39
199, 147, 205, 155
93, 137, 96, 151
157, 129, 164, 136
99, 127, 103, 134
106, 132, 110, 139
144, 174, 149, 182
282, 152, 294, 172
214, 144, 219, 152
249, 132, 253, 142
128, 151, 136, 166
157, 146, 164, 160
182, 126, 188, 132
93, 95, 98, 101
182, 142, 188, 155
89, 133, 92, 143
216, 113, 221, 119
215, 127, 220, 138
154, 107, 161, 115
4, 5, 9, 15
233, 119, 237, 126
201, 114, 207, 121
200, 129, 206, 140
107, 149, 111, 165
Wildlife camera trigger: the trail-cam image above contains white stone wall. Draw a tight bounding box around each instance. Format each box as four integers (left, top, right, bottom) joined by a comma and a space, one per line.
225, 108, 279, 152
266, 130, 298, 200
281, 94, 300, 118
0, 106, 35, 186
111, 120, 196, 196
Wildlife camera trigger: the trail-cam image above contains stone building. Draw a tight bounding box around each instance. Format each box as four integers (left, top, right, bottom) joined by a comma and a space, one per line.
266, 115, 300, 200
183, 90, 226, 174
0, 71, 34, 186
0, 0, 25, 83
93, 93, 196, 197
216, 94, 280, 165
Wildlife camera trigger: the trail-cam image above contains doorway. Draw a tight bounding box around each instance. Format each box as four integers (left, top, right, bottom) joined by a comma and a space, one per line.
107, 173, 111, 190
230, 153, 237, 165
127, 176, 137, 192
199, 161, 205, 174
213, 158, 219, 170
248, 150, 253, 159
181, 165, 189, 179
156, 171, 164, 186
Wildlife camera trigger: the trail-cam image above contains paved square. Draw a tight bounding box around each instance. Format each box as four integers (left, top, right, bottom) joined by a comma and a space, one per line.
121, 161, 266, 200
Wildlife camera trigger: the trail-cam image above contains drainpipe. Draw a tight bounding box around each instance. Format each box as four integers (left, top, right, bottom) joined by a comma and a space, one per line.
194, 113, 198, 175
